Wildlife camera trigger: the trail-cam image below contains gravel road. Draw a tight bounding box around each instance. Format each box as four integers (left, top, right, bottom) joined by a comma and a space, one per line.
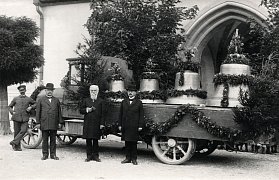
0, 134, 278, 180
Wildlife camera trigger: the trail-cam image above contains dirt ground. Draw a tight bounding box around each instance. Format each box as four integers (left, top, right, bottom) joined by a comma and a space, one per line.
0, 134, 278, 180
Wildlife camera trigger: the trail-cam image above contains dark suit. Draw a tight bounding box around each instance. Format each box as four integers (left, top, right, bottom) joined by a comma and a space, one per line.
80, 97, 106, 159
36, 96, 63, 157
119, 98, 144, 160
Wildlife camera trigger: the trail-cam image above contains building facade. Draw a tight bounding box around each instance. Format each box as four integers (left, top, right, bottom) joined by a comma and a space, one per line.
33, 0, 268, 97
1, 0, 269, 99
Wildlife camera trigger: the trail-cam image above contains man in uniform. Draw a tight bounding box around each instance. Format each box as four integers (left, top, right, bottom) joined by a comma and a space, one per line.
118, 84, 144, 165
36, 83, 64, 160
9, 85, 36, 151
80, 85, 106, 162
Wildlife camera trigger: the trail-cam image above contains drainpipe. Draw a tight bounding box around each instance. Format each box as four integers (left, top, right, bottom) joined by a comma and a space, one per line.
35, 1, 44, 85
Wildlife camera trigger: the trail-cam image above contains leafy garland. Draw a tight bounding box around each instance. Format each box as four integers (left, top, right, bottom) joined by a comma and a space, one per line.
103, 91, 127, 100
221, 82, 229, 107
167, 89, 207, 99
140, 72, 160, 80
107, 74, 124, 81
213, 74, 253, 86
137, 90, 167, 101
144, 104, 256, 142
178, 61, 200, 73
223, 54, 250, 65
213, 74, 253, 107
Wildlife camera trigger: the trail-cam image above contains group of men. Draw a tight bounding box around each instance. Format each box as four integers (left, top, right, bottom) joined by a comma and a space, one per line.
9, 83, 144, 165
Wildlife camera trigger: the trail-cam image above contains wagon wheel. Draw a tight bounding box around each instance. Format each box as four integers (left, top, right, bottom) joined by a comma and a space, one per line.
21, 118, 42, 149
56, 134, 77, 145
152, 136, 196, 165
195, 141, 218, 157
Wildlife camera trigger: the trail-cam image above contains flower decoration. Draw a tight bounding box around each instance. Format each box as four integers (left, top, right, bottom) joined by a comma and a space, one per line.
223, 29, 250, 65
108, 62, 124, 81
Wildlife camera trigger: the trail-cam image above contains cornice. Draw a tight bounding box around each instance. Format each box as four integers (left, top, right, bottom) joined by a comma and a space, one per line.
33, 0, 90, 7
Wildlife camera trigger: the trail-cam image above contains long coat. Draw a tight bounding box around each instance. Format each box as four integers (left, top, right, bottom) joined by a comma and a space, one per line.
36, 96, 63, 130
80, 97, 106, 139
118, 98, 144, 141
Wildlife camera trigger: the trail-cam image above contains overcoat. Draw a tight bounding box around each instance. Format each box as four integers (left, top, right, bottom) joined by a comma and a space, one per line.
118, 98, 144, 141
80, 97, 106, 139
36, 96, 63, 130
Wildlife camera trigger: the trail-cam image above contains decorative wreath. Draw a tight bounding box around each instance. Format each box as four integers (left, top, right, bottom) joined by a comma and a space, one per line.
167, 89, 207, 99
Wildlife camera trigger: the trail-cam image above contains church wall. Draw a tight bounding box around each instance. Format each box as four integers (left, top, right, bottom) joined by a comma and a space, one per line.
41, 2, 91, 87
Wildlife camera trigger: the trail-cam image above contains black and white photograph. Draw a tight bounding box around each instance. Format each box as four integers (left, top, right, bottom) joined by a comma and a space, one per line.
0, 0, 279, 179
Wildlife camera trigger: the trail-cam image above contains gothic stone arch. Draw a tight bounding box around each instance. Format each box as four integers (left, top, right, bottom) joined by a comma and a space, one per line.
183, 1, 268, 97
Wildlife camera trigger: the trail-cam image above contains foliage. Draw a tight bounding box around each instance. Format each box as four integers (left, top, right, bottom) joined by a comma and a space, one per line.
61, 38, 108, 102
137, 90, 166, 100
0, 16, 44, 86
213, 74, 253, 86
144, 104, 255, 142
140, 72, 160, 79
234, 60, 279, 136
167, 89, 207, 99
86, 0, 199, 89
222, 30, 250, 65
107, 62, 124, 81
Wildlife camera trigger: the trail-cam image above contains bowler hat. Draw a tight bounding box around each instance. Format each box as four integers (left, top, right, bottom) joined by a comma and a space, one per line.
45, 83, 55, 90
17, 85, 26, 91
127, 83, 137, 91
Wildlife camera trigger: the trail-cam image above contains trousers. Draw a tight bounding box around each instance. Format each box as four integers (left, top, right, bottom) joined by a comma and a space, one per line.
125, 141, 137, 160
42, 130, 57, 157
86, 138, 99, 158
11, 121, 28, 148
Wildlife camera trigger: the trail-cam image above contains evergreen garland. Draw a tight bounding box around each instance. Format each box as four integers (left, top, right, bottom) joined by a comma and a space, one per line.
103, 91, 127, 100
213, 74, 253, 86
140, 72, 160, 80
167, 89, 207, 99
137, 90, 167, 101
144, 104, 256, 142
221, 83, 229, 107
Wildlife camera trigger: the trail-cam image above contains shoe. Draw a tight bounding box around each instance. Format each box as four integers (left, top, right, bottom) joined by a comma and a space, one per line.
9, 142, 17, 151
131, 160, 138, 165
121, 159, 131, 164
85, 158, 91, 162
16, 145, 22, 151
41, 155, 48, 160
50, 155, 59, 160
92, 157, 101, 162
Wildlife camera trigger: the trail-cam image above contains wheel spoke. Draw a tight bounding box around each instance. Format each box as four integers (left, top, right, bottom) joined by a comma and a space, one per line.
177, 141, 189, 144
177, 145, 187, 156
27, 135, 31, 145
154, 141, 168, 145
63, 136, 66, 141
161, 147, 170, 156
173, 147, 177, 161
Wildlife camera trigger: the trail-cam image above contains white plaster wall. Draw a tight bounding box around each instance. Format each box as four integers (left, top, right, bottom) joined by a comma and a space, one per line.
41, 2, 91, 87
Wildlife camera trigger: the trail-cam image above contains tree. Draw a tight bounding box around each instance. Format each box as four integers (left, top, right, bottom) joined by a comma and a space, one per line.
85, 0, 198, 89
0, 16, 44, 135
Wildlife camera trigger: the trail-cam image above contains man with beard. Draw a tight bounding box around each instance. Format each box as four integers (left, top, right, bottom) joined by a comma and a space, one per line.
36, 83, 64, 160
80, 85, 106, 162
9, 85, 36, 151
118, 84, 144, 165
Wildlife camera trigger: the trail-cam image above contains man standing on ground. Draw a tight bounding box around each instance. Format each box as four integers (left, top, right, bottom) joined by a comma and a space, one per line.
80, 85, 106, 162
9, 85, 36, 151
118, 84, 144, 165
36, 83, 64, 160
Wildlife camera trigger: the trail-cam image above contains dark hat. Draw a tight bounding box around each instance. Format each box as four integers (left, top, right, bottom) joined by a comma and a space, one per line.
127, 83, 137, 91
45, 83, 55, 90
17, 85, 26, 91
